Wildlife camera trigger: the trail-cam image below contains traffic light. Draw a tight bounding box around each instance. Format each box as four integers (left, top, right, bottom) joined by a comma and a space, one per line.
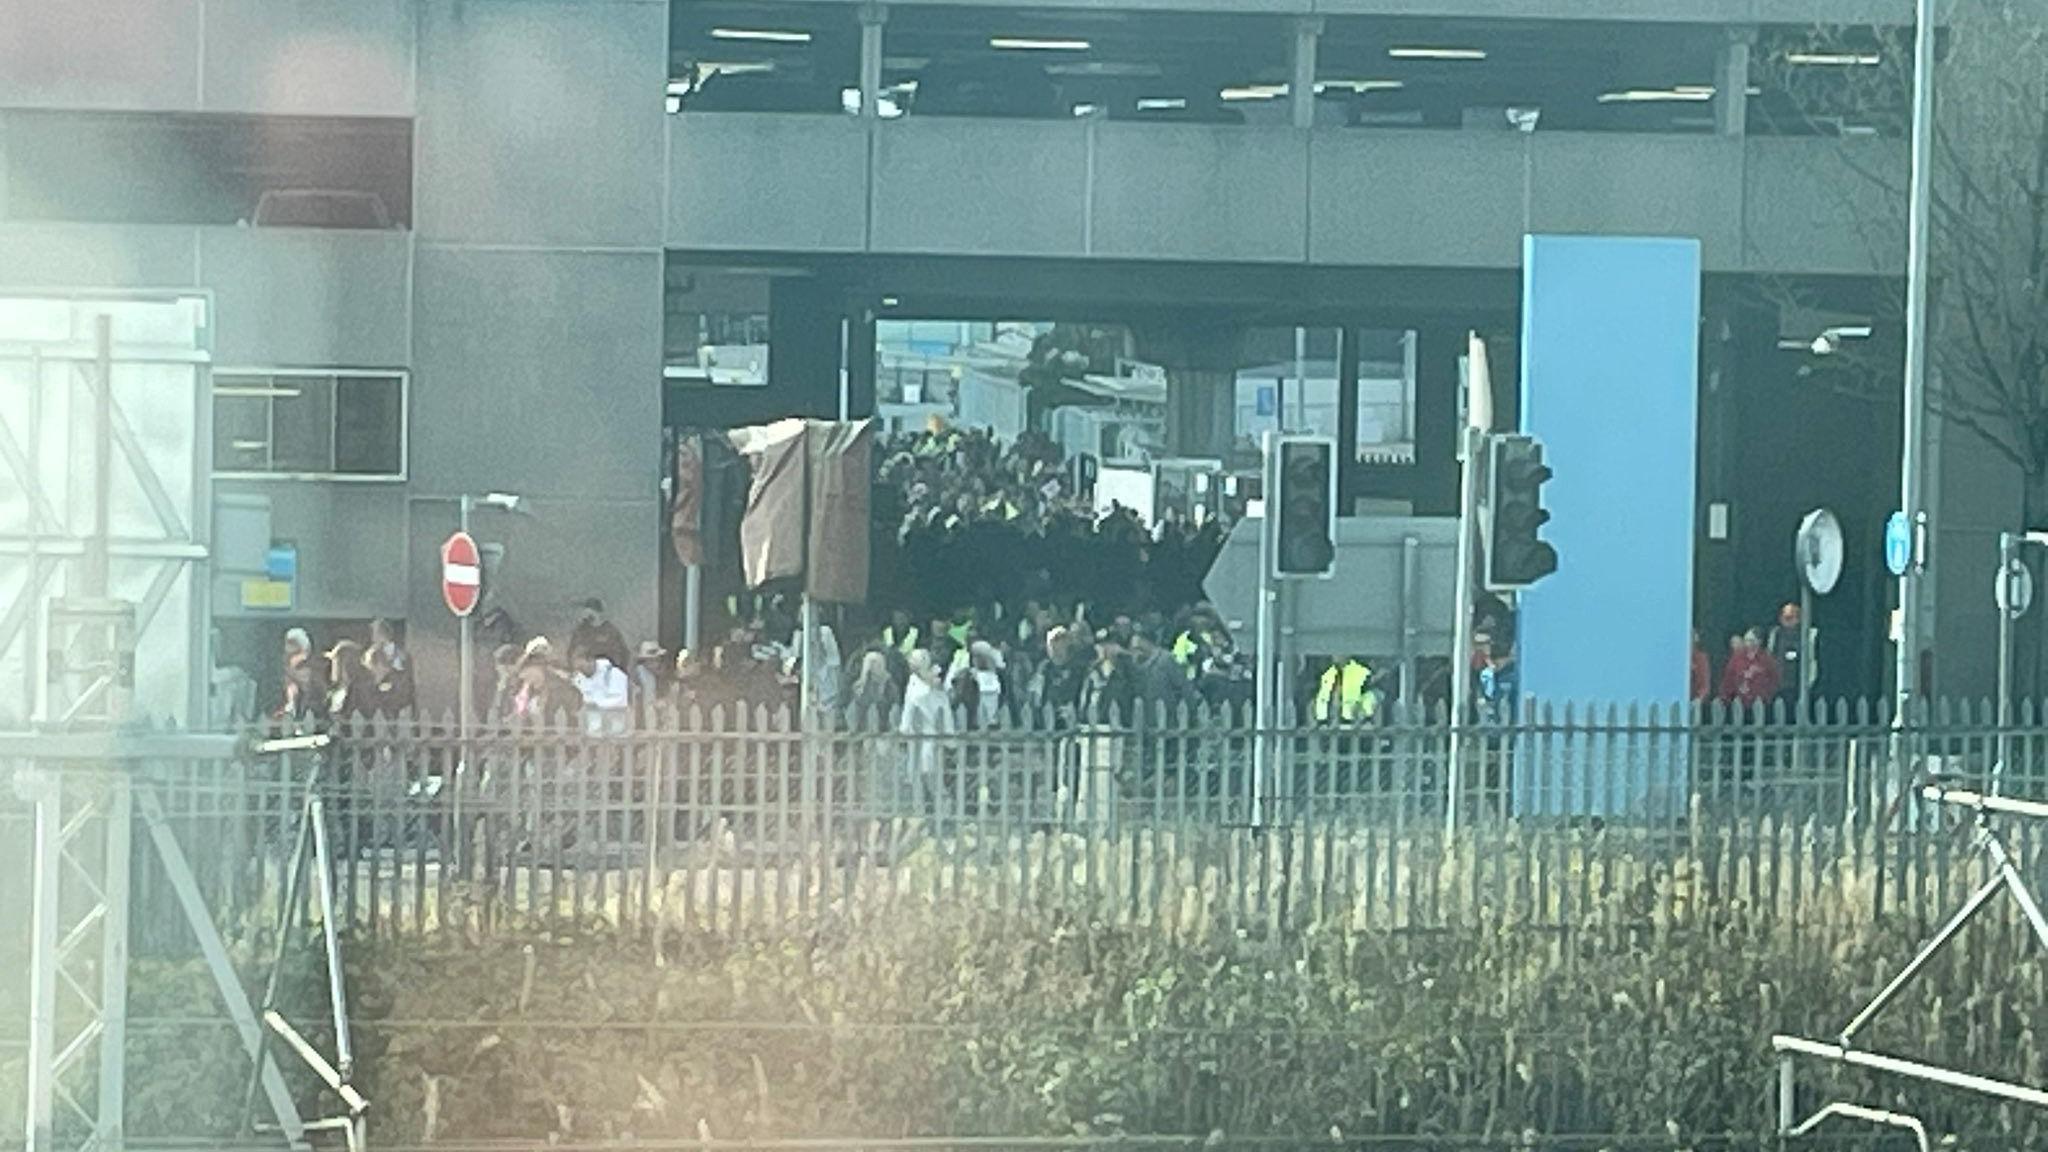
1273, 435, 1337, 578
1486, 434, 1558, 588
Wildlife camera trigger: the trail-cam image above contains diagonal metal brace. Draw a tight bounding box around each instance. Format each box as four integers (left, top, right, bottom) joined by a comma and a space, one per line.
134, 786, 308, 1149
1785, 1099, 1930, 1152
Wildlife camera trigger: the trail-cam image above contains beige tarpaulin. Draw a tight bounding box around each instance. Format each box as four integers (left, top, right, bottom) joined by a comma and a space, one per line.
725, 417, 873, 601
729, 418, 808, 589
805, 418, 873, 603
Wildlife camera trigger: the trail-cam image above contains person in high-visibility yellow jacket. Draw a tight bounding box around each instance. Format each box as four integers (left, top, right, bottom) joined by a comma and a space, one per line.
1314, 658, 1374, 724
881, 608, 920, 654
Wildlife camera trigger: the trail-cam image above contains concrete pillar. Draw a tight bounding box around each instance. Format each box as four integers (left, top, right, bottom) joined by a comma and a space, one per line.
1291, 18, 1324, 130
859, 4, 888, 121
1716, 28, 1755, 137
1137, 319, 1241, 458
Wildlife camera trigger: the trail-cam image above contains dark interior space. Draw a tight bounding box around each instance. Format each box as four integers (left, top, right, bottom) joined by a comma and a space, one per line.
1, 109, 413, 228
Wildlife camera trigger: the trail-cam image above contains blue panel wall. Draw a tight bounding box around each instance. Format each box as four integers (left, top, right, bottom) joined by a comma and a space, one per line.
1515, 235, 1699, 815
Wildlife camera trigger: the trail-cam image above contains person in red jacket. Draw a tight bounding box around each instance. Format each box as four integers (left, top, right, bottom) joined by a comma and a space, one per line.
1718, 628, 1781, 710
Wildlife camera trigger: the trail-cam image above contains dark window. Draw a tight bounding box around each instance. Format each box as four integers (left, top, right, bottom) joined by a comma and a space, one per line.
2, 110, 412, 228
213, 370, 407, 479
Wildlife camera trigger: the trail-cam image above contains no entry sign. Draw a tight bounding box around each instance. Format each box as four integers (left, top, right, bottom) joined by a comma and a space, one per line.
441, 530, 481, 617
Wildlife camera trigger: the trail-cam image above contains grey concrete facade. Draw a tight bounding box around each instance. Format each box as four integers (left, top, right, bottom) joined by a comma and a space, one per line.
1, 0, 666, 711
4, 0, 1990, 705
674, 116, 1907, 276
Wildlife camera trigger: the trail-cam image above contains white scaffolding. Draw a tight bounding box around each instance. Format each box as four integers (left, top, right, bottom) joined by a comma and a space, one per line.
1774, 782, 2048, 1150
14, 731, 367, 1152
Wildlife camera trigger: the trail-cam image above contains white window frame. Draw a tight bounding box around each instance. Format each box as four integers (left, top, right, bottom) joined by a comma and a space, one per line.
211, 366, 409, 482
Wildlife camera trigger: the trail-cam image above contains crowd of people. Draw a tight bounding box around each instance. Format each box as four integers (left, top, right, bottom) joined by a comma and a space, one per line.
1693, 602, 1811, 712
874, 426, 1227, 624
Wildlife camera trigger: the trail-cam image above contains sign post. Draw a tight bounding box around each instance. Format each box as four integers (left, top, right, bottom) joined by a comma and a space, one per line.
1447, 332, 1495, 836
443, 512, 482, 863
1994, 532, 2035, 793
1252, 433, 1278, 829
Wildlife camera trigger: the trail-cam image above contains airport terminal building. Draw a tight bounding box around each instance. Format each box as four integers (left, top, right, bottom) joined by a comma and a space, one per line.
1, 0, 2006, 716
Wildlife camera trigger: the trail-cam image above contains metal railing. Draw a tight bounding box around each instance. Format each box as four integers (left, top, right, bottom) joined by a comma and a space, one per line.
39, 697, 2033, 943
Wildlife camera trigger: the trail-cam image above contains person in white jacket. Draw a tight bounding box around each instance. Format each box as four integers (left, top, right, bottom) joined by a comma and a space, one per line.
571, 646, 631, 734
899, 649, 954, 815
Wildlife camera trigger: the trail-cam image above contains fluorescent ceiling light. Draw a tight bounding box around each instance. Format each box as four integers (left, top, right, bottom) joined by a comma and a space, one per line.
1137, 97, 1187, 111
1388, 46, 1487, 61
216, 386, 303, 399
666, 80, 690, 96
710, 27, 812, 44
1071, 102, 1101, 117
697, 62, 776, 80
991, 36, 1091, 51
665, 94, 682, 114
1598, 87, 1714, 103
1046, 61, 1159, 78
881, 296, 901, 308
1220, 84, 1288, 101
1315, 79, 1404, 95
1785, 51, 1880, 66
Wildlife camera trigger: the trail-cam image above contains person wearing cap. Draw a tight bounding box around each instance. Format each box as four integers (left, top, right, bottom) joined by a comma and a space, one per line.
1766, 602, 1810, 712
278, 627, 328, 722
568, 598, 630, 673
630, 640, 670, 705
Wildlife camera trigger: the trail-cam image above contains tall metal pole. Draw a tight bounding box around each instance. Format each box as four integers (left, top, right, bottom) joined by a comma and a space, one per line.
1252, 432, 1278, 829
1894, 0, 1939, 709
1448, 425, 1481, 836
86, 316, 113, 599
1448, 334, 1493, 836
457, 495, 474, 833
684, 564, 702, 656
1798, 584, 1814, 720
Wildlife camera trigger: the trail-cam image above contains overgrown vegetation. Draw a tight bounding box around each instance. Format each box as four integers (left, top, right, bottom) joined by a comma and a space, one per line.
106, 894, 2046, 1150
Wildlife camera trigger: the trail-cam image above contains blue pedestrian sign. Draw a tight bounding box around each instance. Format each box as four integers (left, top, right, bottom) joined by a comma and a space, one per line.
1883, 511, 1913, 577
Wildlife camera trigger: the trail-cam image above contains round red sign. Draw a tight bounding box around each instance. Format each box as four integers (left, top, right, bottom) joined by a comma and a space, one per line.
441, 531, 482, 617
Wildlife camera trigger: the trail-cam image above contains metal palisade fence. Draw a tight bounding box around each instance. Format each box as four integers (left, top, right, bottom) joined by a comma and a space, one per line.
60, 697, 2048, 949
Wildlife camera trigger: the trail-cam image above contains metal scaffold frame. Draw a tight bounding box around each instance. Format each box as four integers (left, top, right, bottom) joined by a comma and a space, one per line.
1774, 782, 2048, 1149
15, 732, 369, 1152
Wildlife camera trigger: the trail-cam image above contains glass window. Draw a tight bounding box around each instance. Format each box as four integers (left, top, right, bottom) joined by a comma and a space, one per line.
212, 370, 408, 480
666, 267, 773, 387
670, 2, 860, 115
1234, 327, 1343, 444
1355, 328, 1417, 465
885, 8, 1288, 123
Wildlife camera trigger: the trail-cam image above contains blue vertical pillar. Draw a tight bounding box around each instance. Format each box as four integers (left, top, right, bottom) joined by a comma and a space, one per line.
1514, 235, 1700, 817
